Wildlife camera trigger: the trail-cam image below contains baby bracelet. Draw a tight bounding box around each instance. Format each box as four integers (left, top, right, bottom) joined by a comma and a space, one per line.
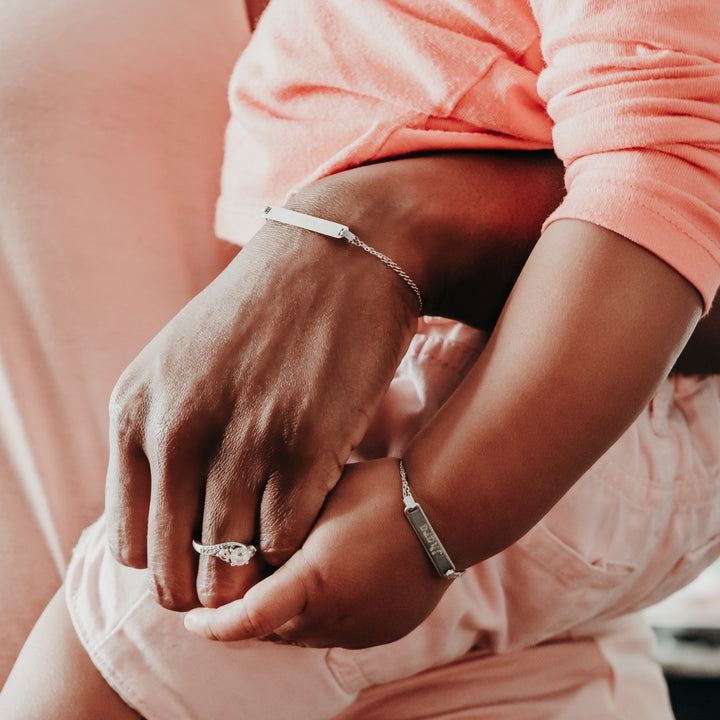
399, 459, 464, 580
263, 205, 423, 313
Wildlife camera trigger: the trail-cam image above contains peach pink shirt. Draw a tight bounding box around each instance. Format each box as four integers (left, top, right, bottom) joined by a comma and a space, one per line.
216, 0, 720, 310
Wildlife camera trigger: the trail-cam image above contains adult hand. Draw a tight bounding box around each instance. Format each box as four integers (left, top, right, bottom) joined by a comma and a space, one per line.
105, 150, 566, 612
183, 458, 450, 648
105, 198, 418, 611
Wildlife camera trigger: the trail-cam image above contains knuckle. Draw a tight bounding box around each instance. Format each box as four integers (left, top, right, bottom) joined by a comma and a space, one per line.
259, 517, 301, 567
150, 406, 198, 466
145, 419, 189, 479
241, 603, 276, 639
150, 429, 176, 469
148, 576, 198, 612
196, 585, 234, 609
261, 545, 293, 567
197, 569, 256, 609
113, 543, 147, 569
108, 375, 145, 437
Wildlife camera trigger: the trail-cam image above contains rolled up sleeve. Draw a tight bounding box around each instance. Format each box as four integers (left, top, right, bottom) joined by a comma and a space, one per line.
532, 0, 720, 310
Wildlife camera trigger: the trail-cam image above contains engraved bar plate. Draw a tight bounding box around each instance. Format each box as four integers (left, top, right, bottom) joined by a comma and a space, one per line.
404, 504, 463, 579
264, 205, 352, 239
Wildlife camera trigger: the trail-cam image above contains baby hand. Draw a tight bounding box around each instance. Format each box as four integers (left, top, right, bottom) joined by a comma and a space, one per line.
183, 458, 451, 649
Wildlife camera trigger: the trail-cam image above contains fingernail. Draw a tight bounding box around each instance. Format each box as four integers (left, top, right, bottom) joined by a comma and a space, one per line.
184, 610, 206, 634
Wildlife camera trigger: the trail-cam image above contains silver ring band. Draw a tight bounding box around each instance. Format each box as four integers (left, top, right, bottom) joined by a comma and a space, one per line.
192, 540, 257, 567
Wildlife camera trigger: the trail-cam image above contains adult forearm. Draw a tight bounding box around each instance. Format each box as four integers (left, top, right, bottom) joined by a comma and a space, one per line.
403, 220, 702, 569
181, 217, 705, 649
288, 151, 565, 330
292, 151, 720, 369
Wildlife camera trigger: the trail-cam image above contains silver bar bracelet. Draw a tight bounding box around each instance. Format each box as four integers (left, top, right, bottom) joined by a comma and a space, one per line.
264, 205, 352, 240
263, 206, 423, 313
399, 459, 464, 580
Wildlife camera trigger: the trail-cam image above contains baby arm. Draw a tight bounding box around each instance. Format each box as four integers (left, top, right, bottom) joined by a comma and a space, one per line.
407, 220, 700, 569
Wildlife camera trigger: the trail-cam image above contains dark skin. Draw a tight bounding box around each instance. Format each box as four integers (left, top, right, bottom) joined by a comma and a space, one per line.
2, 148, 569, 720
242, 0, 720, 374
104, 149, 568, 611
3, 1, 717, 713
106, 144, 716, 617
185, 217, 702, 647
245, 0, 271, 30
26, 0, 715, 672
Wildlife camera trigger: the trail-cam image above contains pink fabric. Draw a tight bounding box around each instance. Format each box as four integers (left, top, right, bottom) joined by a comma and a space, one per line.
335, 614, 671, 720
0, 0, 248, 684
217, 0, 720, 309
65, 317, 720, 719
67, 521, 673, 720
68, 516, 674, 720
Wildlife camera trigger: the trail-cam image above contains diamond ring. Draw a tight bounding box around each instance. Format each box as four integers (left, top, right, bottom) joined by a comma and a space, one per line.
192, 540, 257, 567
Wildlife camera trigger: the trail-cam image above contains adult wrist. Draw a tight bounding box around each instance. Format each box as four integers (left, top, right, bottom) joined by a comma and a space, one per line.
263, 205, 424, 314
286, 166, 443, 316
288, 151, 566, 330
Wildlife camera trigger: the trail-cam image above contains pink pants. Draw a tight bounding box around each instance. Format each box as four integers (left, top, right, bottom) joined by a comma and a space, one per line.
65, 316, 720, 719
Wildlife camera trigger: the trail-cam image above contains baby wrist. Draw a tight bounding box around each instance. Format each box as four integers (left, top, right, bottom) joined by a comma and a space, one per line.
399, 459, 464, 580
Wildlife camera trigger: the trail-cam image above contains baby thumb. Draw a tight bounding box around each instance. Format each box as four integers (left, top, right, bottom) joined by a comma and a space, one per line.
184, 557, 308, 642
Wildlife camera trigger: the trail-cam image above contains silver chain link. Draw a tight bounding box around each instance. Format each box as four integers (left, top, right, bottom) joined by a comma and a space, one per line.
264, 206, 423, 314
342, 232, 423, 313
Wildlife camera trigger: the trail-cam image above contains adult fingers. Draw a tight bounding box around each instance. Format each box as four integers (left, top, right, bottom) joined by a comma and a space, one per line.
145, 436, 205, 611
184, 553, 309, 642
258, 458, 340, 566
196, 441, 263, 607
105, 407, 151, 569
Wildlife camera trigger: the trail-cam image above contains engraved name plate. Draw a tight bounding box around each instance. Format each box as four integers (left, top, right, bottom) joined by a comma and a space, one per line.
404, 504, 460, 579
